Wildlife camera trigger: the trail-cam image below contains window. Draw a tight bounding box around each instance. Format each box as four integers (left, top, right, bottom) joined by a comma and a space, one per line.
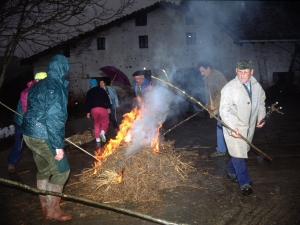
139, 36, 148, 48
135, 14, 147, 26
97, 37, 105, 50
186, 32, 196, 45
185, 14, 194, 25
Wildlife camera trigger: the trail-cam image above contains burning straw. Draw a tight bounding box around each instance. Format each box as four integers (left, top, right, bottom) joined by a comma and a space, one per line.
76, 140, 195, 203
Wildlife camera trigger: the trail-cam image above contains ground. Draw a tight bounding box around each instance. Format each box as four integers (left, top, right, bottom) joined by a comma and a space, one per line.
0, 95, 300, 225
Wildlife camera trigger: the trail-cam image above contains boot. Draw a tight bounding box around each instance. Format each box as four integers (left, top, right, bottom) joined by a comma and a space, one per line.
37, 179, 49, 212
44, 183, 72, 221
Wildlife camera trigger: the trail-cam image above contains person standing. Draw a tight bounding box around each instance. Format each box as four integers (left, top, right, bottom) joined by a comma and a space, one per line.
85, 79, 111, 143
198, 61, 228, 157
7, 72, 47, 173
21, 55, 72, 221
220, 60, 266, 196
99, 77, 119, 134
132, 70, 152, 99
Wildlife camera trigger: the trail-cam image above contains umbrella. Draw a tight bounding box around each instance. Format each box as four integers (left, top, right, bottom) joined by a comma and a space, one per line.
99, 66, 131, 87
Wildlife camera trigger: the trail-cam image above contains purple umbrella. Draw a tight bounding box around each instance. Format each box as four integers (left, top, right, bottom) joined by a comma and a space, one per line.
99, 66, 132, 87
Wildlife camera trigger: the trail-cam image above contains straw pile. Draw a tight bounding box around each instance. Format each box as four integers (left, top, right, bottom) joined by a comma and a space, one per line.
66, 129, 94, 146
75, 140, 196, 203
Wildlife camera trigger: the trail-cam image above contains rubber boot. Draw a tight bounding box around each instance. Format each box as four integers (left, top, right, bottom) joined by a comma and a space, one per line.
44, 183, 72, 221
37, 179, 49, 212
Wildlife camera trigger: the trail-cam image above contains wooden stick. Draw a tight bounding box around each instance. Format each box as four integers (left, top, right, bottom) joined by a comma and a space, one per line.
163, 111, 202, 136
0, 101, 99, 162
0, 178, 188, 225
151, 75, 272, 161
65, 139, 100, 162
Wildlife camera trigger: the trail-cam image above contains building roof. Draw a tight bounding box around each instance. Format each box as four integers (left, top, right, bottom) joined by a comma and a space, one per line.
21, 1, 300, 64
20, 2, 163, 65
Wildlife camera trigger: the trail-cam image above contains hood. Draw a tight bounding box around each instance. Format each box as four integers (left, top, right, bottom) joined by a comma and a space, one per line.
27, 80, 36, 87
90, 79, 98, 88
47, 54, 69, 82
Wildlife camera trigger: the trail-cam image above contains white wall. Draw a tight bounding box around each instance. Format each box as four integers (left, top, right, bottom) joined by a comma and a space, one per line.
33, 6, 296, 99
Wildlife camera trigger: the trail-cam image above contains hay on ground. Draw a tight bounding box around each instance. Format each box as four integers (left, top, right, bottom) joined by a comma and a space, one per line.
76, 140, 196, 203
66, 129, 94, 146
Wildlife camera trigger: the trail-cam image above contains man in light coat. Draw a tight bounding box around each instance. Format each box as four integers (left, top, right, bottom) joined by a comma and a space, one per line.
220, 60, 266, 196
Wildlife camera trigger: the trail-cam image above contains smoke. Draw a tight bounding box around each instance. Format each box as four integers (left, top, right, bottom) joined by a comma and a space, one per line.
125, 81, 189, 155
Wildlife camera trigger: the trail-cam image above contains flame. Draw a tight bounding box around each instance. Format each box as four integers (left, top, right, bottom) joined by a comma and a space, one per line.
95, 106, 141, 161
93, 102, 162, 174
151, 123, 162, 152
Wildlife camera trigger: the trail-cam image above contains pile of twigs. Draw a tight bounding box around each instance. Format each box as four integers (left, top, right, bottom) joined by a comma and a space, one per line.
75, 140, 196, 203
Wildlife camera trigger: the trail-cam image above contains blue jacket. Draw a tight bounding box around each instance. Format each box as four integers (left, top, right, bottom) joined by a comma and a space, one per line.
21, 55, 69, 149
134, 78, 151, 98
105, 86, 119, 109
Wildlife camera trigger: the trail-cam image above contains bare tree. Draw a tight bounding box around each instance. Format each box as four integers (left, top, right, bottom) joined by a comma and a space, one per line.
0, 0, 136, 89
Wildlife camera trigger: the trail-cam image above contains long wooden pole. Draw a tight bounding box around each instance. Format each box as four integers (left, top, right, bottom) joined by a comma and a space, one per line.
0, 101, 100, 162
151, 76, 272, 162
0, 178, 188, 225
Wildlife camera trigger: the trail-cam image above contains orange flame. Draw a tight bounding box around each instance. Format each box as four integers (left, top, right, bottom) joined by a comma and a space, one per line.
94, 103, 162, 168
95, 106, 141, 161
151, 123, 162, 152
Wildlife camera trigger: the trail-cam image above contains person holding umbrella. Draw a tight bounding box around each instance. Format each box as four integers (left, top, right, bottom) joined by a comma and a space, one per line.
99, 77, 119, 134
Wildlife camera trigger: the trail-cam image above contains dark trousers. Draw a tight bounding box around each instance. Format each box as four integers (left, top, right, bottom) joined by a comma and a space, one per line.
109, 107, 118, 129
216, 116, 227, 153
227, 157, 253, 188
8, 124, 24, 165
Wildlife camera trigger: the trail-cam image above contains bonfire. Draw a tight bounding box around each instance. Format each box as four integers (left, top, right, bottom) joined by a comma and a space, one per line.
74, 105, 196, 203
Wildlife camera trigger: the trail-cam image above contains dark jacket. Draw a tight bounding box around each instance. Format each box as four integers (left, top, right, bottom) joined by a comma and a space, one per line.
85, 87, 112, 113
21, 54, 69, 150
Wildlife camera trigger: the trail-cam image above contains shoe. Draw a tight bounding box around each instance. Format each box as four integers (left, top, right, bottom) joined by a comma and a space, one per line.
241, 183, 253, 196
8, 164, 15, 173
209, 151, 225, 157
96, 138, 100, 143
100, 130, 106, 143
227, 173, 238, 183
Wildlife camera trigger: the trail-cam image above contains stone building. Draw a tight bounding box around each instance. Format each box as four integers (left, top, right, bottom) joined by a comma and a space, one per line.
21, 1, 300, 100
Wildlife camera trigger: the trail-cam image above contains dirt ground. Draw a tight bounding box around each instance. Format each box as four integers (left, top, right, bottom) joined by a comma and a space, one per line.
0, 94, 300, 225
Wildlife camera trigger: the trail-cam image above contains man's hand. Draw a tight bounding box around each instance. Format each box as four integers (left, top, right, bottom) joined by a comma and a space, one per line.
209, 105, 215, 111
256, 120, 265, 128
54, 148, 64, 161
231, 128, 241, 138
107, 109, 111, 114
86, 113, 90, 119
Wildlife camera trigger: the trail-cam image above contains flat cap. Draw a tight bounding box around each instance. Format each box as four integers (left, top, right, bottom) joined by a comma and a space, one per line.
132, 70, 151, 77
236, 60, 254, 70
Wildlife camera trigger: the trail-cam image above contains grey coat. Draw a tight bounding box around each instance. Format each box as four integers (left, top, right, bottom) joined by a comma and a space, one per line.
220, 76, 266, 158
